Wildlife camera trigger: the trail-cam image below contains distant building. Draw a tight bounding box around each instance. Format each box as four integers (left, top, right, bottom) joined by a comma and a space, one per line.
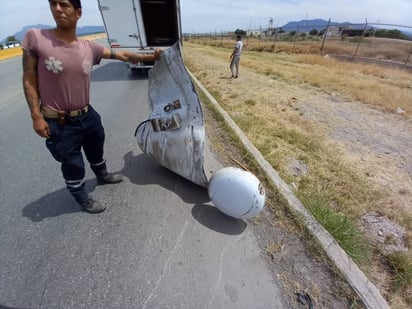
325, 26, 341, 37
324, 26, 365, 38
5, 41, 21, 48
341, 29, 365, 37
247, 29, 265, 37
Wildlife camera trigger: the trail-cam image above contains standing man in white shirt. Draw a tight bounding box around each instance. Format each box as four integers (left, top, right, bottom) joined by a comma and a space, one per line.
230, 35, 243, 78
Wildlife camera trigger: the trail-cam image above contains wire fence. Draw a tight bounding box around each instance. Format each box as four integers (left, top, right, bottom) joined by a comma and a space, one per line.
186, 19, 412, 70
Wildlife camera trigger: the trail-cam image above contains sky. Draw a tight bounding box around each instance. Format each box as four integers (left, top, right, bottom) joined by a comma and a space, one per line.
1, 0, 411, 40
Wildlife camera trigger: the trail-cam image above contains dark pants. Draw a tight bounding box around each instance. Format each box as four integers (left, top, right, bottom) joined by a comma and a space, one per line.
45, 105, 108, 205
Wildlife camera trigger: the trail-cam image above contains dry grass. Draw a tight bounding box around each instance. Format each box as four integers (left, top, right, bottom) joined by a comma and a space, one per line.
191, 35, 412, 64
190, 37, 412, 115
183, 40, 412, 308
295, 54, 412, 113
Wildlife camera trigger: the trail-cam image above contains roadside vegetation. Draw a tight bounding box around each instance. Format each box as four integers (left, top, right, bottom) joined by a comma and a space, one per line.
183, 38, 412, 308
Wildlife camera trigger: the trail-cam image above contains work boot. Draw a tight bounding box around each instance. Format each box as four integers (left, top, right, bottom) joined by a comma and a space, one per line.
97, 173, 123, 185
81, 198, 106, 214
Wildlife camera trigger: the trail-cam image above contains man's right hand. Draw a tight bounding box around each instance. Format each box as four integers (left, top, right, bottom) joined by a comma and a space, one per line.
153, 48, 161, 60
33, 117, 50, 138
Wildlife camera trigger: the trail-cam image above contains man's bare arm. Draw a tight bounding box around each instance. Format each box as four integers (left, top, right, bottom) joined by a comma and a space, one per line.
102, 47, 161, 63
22, 50, 41, 118
22, 50, 50, 138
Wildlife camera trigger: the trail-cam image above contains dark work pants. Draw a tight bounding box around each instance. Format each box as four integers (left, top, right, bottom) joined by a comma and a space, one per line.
45, 105, 108, 205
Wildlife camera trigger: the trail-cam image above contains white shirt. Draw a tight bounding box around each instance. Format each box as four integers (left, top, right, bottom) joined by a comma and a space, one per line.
234, 40, 243, 56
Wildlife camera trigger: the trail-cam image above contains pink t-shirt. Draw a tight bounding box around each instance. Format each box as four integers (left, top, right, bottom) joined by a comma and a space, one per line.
22, 28, 104, 111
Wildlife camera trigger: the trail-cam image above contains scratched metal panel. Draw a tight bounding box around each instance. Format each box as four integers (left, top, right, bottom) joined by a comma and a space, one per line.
135, 43, 208, 187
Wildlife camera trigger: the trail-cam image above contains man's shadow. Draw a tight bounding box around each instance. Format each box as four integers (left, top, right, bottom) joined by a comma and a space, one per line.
121, 151, 208, 203
21, 179, 97, 222
121, 151, 247, 235
21, 151, 246, 234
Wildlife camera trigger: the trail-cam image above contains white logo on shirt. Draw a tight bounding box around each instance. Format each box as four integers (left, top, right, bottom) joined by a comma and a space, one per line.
82, 60, 92, 74
45, 57, 63, 74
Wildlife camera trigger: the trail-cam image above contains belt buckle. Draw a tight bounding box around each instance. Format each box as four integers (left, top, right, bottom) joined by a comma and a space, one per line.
78, 106, 88, 116
69, 107, 86, 117
57, 112, 66, 125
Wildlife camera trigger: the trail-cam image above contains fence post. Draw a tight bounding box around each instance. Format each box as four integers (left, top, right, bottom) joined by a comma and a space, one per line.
273, 27, 278, 53
293, 24, 299, 52
353, 18, 368, 58
405, 44, 412, 65
320, 18, 331, 53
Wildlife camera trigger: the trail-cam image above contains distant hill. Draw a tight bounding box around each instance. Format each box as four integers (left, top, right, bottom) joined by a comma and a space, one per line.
2, 25, 104, 43
279, 19, 412, 39
280, 19, 366, 32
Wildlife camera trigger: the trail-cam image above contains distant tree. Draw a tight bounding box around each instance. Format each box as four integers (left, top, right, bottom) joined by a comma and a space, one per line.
374, 29, 386, 37
309, 29, 318, 36
289, 31, 296, 36
374, 29, 405, 39
6, 35, 17, 44
234, 29, 246, 36
387, 29, 404, 39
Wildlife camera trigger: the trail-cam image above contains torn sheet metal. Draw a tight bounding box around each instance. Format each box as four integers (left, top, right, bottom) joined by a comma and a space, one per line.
135, 43, 208, 187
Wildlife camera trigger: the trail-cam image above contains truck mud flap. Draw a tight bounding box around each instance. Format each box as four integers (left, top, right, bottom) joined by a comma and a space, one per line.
135, 43, 208, 187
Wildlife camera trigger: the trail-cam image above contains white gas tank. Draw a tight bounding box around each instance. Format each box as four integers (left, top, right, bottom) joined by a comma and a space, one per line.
208, 167, 265, 219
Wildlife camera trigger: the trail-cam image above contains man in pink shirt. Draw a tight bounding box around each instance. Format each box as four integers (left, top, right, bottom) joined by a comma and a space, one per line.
22, 0, 161, 213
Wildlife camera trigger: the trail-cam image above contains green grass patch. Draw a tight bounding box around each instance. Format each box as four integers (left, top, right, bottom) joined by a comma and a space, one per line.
231, 112, 261, 134
272, 127, 322, 154
387, 252, 412, 293
298, 191, 371, 264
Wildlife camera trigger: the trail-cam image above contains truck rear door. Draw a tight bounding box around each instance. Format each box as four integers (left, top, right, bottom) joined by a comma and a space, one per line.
98, 0, 147, 48
97, 0, 181, 49
139, 0, 181, 46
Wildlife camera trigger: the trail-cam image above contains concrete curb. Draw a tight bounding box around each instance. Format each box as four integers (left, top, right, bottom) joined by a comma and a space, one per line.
0, 48, 22, 61
188, 70, 391, 309
0, 34, 104, 62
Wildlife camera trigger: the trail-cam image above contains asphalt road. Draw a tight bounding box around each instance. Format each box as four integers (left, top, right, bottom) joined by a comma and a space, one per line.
0, 54, 287, 308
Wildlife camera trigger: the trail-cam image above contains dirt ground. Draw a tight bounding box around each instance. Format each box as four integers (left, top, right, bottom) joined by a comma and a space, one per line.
185, 44, 412, 232
185, 45, 412, 308
203, 103, 361, 309
201, 75, 364, 308
294, 91, 412, 216
282, 80, 412, 307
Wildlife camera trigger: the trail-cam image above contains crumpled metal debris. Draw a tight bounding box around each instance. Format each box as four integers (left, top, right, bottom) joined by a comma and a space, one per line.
135, 43, 208, 187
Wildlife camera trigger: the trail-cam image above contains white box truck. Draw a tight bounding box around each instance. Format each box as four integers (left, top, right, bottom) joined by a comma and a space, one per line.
97, 0, 182, 69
